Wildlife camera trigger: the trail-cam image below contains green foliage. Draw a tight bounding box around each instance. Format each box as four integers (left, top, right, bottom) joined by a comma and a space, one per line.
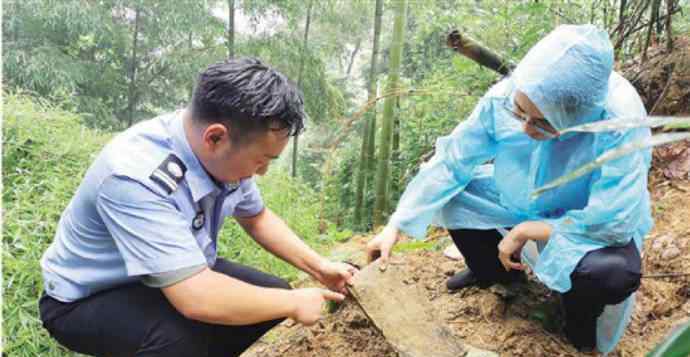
529, 300, 562, 334
334, 0, 651, 230
647, 322, 690, 357
217, 170, 333, 282
2, 93, 338, 355
392, 240, 435, 253
3, 0, 226, 129
3, 94, 110, 356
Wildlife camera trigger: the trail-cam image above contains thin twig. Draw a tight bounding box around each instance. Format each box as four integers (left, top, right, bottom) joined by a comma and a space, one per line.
651, 47, 687, 116
545, 334, 576, 356
642, 272, 690, 278
649, 64, 675, 115
423, 231, 449, 242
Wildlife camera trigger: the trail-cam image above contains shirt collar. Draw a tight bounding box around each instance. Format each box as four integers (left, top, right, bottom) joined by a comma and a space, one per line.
169, 111, 220, 202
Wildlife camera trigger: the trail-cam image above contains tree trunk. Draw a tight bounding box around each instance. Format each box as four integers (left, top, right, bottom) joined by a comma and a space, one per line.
126, 7, 141, 127
227, 0, 235, 58
618, 0, 627, 39
354, 0, 383, 228
614, 0, 653, 55
373, 0, 406, 227
604, 0, 610, 30
10, 0, 19, 43
346, 38, 362, 78
665, 0, 674, 52
612, 0, 627, 59
189, 31, 195, 98
643, 0, 661, 62
391, 97, 401, 201
366, 0, 384, 211
354, 116, 371, 228
291, 0, 312, 178
446, 30, 515, 75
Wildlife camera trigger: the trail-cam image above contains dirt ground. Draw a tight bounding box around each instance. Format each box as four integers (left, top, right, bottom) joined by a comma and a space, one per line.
243, 174, 689, 357
242, 40, 690, 357
620, 36, 690, 117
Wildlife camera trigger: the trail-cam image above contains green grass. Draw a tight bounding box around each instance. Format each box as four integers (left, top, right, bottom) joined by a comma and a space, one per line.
2, 93, 338, 356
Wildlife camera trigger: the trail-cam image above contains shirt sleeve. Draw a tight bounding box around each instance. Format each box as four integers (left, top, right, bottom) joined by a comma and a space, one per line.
535, 128, 652, 292
96, 175, 208, 276
389, 98, 498, 239
141, 264, 206, 288
232, 177, 265, 217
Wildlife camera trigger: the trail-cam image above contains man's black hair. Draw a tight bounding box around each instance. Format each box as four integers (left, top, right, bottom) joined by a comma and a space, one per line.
190, 57, 306, 140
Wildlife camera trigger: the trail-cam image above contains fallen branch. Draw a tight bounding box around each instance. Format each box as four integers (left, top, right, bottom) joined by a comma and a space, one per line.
446, 30, 515, 76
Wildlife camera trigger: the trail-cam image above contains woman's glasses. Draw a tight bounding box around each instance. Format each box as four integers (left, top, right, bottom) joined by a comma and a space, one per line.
503, 99, 559, 138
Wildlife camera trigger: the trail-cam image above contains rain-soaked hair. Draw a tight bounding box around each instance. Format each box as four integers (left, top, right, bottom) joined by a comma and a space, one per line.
191, 57, 306, 141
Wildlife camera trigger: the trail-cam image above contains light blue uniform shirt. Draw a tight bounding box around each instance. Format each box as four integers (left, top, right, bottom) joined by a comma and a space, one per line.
41, 112, 264, 302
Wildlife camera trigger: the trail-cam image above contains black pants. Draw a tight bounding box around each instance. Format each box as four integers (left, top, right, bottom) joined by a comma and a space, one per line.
39, 258, 291, 357
448, 228, 641, 349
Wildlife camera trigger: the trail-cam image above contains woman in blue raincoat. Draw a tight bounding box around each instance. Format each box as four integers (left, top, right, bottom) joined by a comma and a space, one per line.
366, 24, 652, 353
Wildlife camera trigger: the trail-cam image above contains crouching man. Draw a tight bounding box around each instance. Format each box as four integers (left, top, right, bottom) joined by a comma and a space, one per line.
39, 57, 356, 357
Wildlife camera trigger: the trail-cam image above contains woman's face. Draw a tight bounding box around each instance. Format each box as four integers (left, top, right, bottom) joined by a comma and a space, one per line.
511, 91, 559, 140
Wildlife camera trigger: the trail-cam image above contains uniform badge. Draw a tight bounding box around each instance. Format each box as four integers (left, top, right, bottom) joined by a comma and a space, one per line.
227, 181, 240, 192
150, 154, 187, 194
192, 211, 205, 230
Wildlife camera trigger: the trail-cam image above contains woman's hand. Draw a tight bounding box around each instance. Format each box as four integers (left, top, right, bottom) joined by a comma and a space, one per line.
366, 225, 400, 268
498, 221, 552, 271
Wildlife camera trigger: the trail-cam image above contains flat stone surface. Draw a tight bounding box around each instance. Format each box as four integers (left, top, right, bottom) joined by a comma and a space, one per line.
349, 259, 498, 357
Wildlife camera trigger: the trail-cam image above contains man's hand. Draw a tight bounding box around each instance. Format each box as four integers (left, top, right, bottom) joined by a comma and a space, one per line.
314, 260, 358, 294
289, 288, 345, 326
366, 225, 400, 268
498, 221, 552, 271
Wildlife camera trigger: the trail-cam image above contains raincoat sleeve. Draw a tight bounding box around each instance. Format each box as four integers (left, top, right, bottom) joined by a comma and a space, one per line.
389, 99, 498, 239
535, 128, 651, 292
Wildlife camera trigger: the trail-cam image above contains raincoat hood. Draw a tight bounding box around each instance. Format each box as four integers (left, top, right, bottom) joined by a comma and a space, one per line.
513, 24, 614, 131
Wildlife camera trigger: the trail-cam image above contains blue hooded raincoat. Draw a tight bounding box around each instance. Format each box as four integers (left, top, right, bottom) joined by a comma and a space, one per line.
389, 25, 653, 353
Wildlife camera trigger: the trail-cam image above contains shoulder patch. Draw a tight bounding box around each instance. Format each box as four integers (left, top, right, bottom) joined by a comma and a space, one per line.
150, 154, 187, 194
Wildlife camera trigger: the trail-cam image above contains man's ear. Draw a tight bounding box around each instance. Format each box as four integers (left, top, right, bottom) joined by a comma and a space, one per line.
202, 124, 230, 151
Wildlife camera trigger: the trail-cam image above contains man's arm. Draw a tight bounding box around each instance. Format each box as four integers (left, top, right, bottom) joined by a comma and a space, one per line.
235, 208, 355, 293
97, 176, 344, 327
161, 268, 343, 326
236, 208, 326, 280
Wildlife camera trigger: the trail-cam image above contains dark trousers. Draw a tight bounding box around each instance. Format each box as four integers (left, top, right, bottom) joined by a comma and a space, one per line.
39, 258, 291, 357
448, 228, 641, 349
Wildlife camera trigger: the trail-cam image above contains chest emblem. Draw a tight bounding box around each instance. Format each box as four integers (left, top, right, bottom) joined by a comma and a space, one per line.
193, 211, 205, 230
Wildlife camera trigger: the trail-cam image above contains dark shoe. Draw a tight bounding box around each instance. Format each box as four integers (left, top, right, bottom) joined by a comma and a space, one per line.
446, 269, 492, 291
